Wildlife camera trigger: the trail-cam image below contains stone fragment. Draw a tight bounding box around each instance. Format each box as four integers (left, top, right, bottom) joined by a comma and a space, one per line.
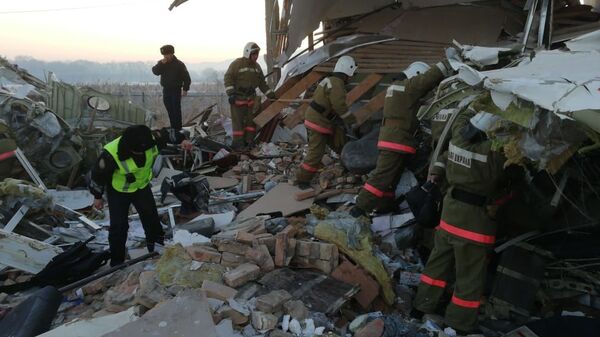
251, 311, 278, 331
331, 259, 380, 309
186, 245, 222, 263
283, 300, 309, 320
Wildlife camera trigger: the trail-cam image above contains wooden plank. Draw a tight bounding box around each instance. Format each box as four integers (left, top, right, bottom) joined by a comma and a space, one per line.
253, 71, 325, 128
261, 76, 300, 111
283, 73, 384, 128
0, 229, 62, 274
354, 90, 387, 126
236, 183, 314, 220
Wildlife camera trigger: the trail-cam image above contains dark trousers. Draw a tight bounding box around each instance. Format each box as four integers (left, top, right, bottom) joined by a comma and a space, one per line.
163, 88, 182, 130
107, 185, 165, 266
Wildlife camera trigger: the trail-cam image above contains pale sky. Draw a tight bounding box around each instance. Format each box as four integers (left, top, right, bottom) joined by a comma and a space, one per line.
0, 0, 268, 63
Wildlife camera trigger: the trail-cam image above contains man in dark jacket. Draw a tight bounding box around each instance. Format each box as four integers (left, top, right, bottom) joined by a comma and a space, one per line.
152, 44, 191, 130
89, 125, 191, 266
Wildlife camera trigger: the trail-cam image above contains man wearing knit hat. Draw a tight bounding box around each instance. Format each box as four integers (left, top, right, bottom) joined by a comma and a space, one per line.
152, 44, 191, 130
89, 125, 192, 266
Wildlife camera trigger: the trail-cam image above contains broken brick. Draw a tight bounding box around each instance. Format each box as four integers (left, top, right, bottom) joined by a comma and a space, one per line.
186, 245, 222, 263
236, 231, 256, 245
202, 280, 238, 301
251, 311, 278, 331
223, 263, 261, 288
255, 233, 276, 254
217, 241, 251, 255
294, 188, 317, 201
255, 290, 292, 313
245, 245, 274, 272
221, 251, 250, 268
283, 300, 309, 320
331, 260, 380, 309
218, 305, 249, 325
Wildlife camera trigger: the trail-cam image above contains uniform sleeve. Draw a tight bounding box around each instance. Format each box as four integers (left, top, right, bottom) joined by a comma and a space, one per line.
152, 61, 164, 76
330, 80, 356, 125
224, 60, 237, 96
89, 150, 117, 199
181, 63, 191, 92
257, 65, 276, 99
405, 66, 445, 100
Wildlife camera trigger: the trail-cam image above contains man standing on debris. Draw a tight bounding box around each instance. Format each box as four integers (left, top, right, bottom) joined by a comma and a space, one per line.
224, 42, 277, 150
152, 44, 191, 130
412, 104, 512, 335
295, 56, 358, 189
351, 60, 454, 216
89, 125, 192, 266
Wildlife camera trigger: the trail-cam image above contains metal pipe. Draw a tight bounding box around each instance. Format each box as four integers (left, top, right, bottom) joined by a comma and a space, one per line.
58, 252, 158, 293
538, 0, 550, 48
521, 0, 539, 53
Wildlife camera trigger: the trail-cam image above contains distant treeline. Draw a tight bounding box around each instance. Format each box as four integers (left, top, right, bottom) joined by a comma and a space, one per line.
11, 56, 231, 84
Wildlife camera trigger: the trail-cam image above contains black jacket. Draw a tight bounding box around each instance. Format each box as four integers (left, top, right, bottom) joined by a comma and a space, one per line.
152, 56, 191, 91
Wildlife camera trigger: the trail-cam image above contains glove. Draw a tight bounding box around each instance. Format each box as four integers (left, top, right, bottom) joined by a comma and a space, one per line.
228, 95, 236, 105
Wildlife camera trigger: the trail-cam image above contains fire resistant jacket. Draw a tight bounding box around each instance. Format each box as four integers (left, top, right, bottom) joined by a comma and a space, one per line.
304, 73, 356, 135
224, 57, 275, 100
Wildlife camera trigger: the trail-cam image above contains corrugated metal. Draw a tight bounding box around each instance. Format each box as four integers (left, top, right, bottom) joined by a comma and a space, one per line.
48, 79, 148, 126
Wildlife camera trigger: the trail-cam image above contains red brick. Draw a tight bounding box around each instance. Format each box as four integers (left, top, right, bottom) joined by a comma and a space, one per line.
331, 260, 380, 309
186, 245, 222, 263
221, 252, 250, 268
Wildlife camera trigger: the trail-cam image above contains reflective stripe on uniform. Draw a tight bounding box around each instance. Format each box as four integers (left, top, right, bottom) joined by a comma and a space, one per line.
340, 111, 353, 120
448, 142, 488, 168
434, 161, 446, 168
245, 126, 256, 132
451, 295, 480, 309
239, 67, 259, 73
386, 84, 405, 98
363, 183, 394, 198
0, 150, 16, 161
301, 163, 319, 173
318, 78, 332, 89
233, 131, 245, 137
265, 89, 274, 95
377, 141, 417, 154
304, 120, 333, 134
439, 220, 496, 244
432, 108, 455, 122
120, 159, 132, 192
421, 274, 447, 288
225, 86, 234, 92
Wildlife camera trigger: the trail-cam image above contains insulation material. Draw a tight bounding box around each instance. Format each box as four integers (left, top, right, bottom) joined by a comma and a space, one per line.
566, 29, 600, 51
455, 50, 600, 114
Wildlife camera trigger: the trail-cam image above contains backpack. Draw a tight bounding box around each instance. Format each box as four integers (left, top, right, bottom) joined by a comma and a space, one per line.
0, 237, 110, 294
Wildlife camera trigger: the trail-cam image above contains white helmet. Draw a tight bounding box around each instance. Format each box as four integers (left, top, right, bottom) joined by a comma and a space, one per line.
403, 62, 431, 79
470, 111, 502, 132
243, 42, 260, 59
333, 56, 358, 77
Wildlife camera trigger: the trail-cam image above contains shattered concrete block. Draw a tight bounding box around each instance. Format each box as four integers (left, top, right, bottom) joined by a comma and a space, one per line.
296, 240, 311, 257
156, 244, 226, 288
135, 271, 172, 309
223, 263, 261, 288
283, 300, 309, 320
217, 241, 251, 256
221, 252, 250, 268
0, 292, 8, 304
251, 311, 278, 331
255, 290, 292, 313
331, 260, 380, 309
202, 280, 238, 301
186, 245, 222, 263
